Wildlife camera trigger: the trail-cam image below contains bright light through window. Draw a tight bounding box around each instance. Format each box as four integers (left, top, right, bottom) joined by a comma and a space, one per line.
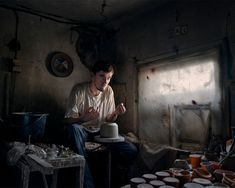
159, 61, 215, 95
138, 50, 221, 145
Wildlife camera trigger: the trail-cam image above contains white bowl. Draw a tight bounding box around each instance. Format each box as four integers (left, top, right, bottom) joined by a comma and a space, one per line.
100, 122, 119, 138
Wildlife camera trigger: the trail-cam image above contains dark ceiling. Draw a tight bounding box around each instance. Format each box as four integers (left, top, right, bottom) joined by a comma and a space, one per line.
0, 0, 170, 25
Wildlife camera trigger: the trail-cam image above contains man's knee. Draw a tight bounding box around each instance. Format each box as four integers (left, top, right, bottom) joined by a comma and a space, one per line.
71, 123, 82, 130
127, 143, 138, 158
113, 141, 138, 159
66, 123, 83, 135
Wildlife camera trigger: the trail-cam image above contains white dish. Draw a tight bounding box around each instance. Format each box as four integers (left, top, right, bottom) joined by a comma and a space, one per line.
94, 135, 125, 143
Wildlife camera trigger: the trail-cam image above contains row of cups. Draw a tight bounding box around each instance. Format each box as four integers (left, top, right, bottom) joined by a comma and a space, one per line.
130, 169, 194, 188
130, 176, 178, 188
173, 154, 221, 173
189, 154, 221, 171
129, 167, 233, 188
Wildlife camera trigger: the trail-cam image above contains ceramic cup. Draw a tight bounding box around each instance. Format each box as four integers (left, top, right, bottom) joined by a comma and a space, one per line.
142, 174, 157, 182
189, 154, 201, 169
200, 161, 213, 173
130, 177, 146, 188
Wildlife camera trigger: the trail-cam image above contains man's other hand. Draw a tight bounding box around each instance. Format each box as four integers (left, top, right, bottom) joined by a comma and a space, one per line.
81, 107, 99, 122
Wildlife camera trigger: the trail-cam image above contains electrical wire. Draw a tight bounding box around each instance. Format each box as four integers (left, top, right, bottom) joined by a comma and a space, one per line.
0, 4, 100, 27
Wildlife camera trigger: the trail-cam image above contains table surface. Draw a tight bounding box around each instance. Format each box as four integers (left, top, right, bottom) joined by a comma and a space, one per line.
24, 153, 85, 170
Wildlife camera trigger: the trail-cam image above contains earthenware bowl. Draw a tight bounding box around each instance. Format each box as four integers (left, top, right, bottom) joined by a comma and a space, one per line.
213, 169, 235, 182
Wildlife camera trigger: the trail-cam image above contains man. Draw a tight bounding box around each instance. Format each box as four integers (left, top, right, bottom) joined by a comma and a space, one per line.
64, 61, 138, 188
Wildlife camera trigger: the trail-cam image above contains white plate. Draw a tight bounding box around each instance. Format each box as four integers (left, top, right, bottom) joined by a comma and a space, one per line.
94, 135, 125, 143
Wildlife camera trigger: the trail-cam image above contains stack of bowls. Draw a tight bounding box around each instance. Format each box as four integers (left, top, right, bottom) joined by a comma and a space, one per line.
222, 172, 235, 187
213, 169, 235, 182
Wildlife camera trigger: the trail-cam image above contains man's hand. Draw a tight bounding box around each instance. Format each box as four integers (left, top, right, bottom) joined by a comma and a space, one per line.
106, 103, 126, 122
115, 103, 126, 116
80, 107, 99, 122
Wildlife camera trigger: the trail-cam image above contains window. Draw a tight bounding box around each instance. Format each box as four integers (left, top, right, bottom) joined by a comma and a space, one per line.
138, 49, 221, 146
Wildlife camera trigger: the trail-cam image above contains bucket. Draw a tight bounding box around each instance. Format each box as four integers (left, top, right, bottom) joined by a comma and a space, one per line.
11, 112, 48, 142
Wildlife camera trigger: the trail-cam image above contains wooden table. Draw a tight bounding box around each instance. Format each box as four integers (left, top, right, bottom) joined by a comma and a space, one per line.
94, 135, 125, 188
16, 153, 85, 188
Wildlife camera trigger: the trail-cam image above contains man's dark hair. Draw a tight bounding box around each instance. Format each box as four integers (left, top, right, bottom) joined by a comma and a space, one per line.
91, 60, 115, 74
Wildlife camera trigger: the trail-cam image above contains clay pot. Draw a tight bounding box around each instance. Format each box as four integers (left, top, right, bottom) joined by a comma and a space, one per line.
213, 169, 235, 182
162, 177, 180, 188
205, 183, 229, 188
200, 161, 213, 173
210, 161, 222, 171
189, 154, 202, 169
183, 182, 204, 188
149, 180, 166, 188
155, 171, 171, 180
173, 159, 190, 170
164, 170, 174, 177
158, 185, 175, 188
169, 168, 184, 174
130, 177, 146, 188
192, 178, 212, 186
137, 183, 154, 188
174, 170, 191, 187
222, 172, 235, 187
193, 168, 213, 180
142, 174, 157, 183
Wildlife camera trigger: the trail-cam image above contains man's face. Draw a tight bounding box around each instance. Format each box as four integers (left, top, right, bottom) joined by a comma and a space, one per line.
92, 71, 113, 92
